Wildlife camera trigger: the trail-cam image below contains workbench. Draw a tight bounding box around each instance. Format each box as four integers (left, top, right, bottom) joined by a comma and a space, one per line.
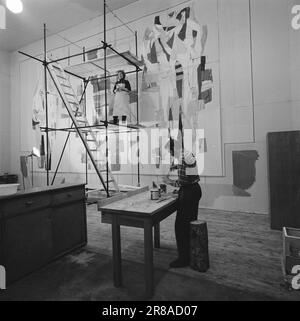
98, 190, 178, 298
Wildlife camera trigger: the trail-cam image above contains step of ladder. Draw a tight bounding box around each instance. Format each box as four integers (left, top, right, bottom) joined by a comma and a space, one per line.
69, 102, 78, 110
76, 119, 87, 124
56, 74, 67, 81
67, 98, 77, 104
61, 83, 72, 89
65, 93, 76, 98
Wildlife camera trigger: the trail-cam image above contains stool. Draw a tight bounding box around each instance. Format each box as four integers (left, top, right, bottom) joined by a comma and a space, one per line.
190, 220, 209, 272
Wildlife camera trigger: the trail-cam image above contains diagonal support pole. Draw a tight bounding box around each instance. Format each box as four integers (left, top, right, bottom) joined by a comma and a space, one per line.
51, 77, 90, 186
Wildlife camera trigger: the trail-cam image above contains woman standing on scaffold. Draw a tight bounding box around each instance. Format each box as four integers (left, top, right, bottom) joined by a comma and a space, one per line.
113, 70, 132, 124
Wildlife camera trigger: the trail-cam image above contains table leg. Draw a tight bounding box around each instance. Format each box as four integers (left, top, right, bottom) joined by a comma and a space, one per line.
112, 215, 122, 287
154, 223, 160, 249
144, 220, 154, 298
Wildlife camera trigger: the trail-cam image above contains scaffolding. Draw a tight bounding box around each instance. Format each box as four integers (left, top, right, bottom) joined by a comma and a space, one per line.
19, 0, 143, 198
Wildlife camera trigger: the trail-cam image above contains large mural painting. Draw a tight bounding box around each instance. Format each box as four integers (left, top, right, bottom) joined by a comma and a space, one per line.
21, 0, 223, 181
137, 0, 222, 176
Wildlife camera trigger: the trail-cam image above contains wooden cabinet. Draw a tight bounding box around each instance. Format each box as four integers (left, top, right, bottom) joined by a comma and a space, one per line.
2, 209, 53, 284
52, 202, 86, 257
0, 184, 87, 284
268, 131, 300, 230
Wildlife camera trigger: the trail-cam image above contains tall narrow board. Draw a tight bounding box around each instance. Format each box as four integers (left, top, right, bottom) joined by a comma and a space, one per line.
267, 131, 300, 230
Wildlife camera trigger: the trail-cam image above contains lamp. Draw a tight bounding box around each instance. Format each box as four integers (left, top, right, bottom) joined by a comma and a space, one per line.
26, 147, 41, 187
6, 0, 23, 14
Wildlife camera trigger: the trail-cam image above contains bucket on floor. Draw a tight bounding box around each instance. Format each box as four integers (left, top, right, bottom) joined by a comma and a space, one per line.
282, 227, 300, 290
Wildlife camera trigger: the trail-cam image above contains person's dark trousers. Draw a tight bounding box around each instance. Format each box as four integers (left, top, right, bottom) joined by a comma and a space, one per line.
175, 183, 202, 263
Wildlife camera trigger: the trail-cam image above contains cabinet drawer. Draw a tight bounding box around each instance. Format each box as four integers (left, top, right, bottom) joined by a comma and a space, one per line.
52, 188, 85, 206
2, 194, 51, 218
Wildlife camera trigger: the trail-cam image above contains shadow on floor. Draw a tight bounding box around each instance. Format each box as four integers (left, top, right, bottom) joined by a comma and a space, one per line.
0, 248, 279, 301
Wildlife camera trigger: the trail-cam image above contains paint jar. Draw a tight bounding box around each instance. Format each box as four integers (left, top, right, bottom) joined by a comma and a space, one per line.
113, 116, 119, 124
150, 188, 160, 200
122, 115, 127, 124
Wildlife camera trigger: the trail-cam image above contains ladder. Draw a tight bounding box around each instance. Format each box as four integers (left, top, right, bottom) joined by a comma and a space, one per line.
47, 60, 119, 195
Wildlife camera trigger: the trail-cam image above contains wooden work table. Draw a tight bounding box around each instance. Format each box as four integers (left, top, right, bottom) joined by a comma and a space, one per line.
98, 190, 178, 298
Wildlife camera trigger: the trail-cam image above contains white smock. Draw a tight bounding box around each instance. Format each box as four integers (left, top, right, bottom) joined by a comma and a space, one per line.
113, 83, 130, 118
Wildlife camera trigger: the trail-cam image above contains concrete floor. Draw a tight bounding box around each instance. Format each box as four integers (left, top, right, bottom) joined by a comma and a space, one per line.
88, 205, 300, 301
1, 205, 300, 301
0, 249, 277, 301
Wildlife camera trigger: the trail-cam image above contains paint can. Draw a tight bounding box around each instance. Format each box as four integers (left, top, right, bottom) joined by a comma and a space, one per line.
150, 188, 160, 200
121, 115, 127, 124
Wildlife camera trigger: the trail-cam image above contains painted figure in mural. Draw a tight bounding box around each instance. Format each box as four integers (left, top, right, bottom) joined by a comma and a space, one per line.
142, 5, 209, 122
113, 70, 132, 123
163, 139, 202, 268
142, 19, 176, 124
153, 15, 177, 124
90, 76, 111, 125
32, 84, 46, 129
172, 7, 209, 117
32, 81, 46, 169
32, 72, 61, 171
32, 75, 49, 169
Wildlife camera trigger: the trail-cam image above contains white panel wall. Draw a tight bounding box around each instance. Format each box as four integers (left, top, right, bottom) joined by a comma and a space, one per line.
251, 0, 292, 143
0, 50, 11, 173
219, 0, 254, 144
289, 0, 300, 130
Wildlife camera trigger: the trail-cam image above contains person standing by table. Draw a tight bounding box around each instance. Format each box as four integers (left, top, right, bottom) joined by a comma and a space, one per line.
113, 70, 132, 123
163, 140, 202, 268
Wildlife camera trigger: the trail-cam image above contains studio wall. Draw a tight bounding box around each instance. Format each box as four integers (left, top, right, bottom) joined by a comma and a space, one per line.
9, 0, 300, 214
0, 50, 11, 173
